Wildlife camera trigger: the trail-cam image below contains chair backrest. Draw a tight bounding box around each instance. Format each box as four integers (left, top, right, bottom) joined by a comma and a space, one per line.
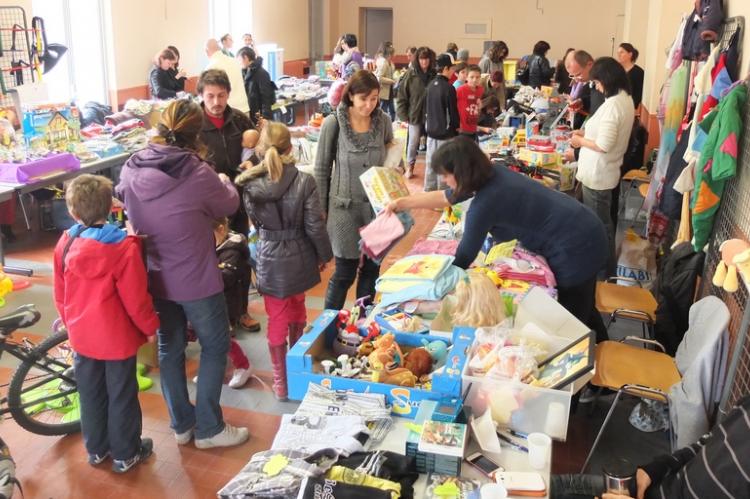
669, 295, 730, 448
674, 296, 730, 375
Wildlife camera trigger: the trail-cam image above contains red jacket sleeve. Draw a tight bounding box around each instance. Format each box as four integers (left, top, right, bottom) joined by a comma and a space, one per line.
52, 234, 67, 324
114, 237, 160, 336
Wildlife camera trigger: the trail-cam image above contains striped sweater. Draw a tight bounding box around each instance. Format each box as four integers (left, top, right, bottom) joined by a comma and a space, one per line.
642, 395, 750, 498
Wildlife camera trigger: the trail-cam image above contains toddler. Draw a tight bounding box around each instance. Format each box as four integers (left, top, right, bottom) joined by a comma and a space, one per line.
241, 129, 260, 165
53, 174, 157, 473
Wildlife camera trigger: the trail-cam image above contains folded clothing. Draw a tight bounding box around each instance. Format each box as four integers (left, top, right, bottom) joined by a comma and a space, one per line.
376, 255, 466, 308
298, 475, 392, 499
359, 211, 414, 262
406, 238, 459, 257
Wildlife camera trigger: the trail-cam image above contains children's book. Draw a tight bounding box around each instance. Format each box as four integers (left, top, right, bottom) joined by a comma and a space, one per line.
418, 420, 468, 458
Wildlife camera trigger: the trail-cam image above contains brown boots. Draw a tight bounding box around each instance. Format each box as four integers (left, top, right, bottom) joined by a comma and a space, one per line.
268, 322, 307, 402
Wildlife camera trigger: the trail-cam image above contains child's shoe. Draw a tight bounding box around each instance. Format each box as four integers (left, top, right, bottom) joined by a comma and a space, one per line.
228, 368, 252, 389
112, 438, 153, 473
239, 314, 261, 332
88, 451, 109, 466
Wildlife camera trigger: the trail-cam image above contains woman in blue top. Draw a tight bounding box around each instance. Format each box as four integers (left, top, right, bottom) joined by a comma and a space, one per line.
388, 137, 608, 341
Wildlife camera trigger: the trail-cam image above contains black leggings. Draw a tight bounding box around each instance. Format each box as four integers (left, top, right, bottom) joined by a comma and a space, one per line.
557, 275, 608, 343
324, 256, 380, 310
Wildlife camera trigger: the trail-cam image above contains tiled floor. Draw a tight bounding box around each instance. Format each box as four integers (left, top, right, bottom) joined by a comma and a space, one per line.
0, 154, 665, 498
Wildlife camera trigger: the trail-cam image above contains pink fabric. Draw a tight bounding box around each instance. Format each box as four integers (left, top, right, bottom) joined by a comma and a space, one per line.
719, 132, 739, 158
406, 238, 460, 256
228, 339, 250, 370
263, 293, 307, 346
359, 211, 406, 257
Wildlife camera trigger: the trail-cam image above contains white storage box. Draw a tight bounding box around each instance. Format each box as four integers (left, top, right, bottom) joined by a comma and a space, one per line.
462, 288, 593, 441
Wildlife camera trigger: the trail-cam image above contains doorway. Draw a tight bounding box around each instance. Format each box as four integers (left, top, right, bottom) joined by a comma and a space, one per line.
359, 8, 393, 57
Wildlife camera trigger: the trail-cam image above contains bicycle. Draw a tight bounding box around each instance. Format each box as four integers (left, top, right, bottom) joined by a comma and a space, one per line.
0, 304, 80, 436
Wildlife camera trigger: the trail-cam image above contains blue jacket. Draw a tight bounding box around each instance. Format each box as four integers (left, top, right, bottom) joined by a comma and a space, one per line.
448, 166, 607, 287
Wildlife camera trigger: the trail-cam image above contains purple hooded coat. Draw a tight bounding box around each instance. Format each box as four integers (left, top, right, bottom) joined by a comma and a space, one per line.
116, 143, 239, 302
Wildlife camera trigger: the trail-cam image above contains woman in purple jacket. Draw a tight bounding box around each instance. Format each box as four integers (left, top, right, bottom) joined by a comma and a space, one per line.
117, 100, 248, 450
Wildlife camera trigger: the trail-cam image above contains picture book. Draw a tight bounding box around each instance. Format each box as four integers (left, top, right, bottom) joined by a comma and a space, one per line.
529, 331, 595, 389
418, 420, 468, 457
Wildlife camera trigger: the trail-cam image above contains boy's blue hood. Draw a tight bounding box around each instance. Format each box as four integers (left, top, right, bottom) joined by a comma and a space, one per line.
68, 223, 127, 244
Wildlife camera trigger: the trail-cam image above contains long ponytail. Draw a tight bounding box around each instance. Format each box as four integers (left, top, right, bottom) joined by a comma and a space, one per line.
259, 122, 294, 182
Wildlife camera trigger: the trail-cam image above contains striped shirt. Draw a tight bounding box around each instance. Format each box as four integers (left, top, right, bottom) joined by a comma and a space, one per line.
642, 395, 750, 498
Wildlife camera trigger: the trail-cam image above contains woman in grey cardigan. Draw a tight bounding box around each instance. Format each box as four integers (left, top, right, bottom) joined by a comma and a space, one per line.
314, 70, 394, 310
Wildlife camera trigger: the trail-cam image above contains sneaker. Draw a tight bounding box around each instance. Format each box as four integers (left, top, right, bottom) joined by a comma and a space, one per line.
112, 438, 153, 473
195, 424, 249, 449
239, 314, 261, 332
228, 368, 252, 389
175, 427, 194, 445
192, 375, 198, 383
88, 451, 110, 466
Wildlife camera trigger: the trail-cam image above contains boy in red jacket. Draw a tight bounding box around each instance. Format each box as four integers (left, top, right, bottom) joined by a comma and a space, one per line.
53, 174, 159, 473
456, 64, 484, 140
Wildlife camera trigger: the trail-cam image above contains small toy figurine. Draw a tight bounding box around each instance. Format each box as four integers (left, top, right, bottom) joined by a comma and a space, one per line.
422, 339, 449, 366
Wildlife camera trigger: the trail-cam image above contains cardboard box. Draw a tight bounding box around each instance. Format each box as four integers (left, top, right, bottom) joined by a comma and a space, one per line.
462, 288, 593, 440
22, 104, 81, 150
360, 166, 410, 214
518, 147, 559, 167
287, 310, 473, 418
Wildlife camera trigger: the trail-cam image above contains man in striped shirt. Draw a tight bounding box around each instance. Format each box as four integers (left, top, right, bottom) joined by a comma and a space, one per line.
552, 395, 750, 498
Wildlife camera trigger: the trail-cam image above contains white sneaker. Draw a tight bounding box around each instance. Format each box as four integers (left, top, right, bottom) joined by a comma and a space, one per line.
192, 375, 198, 383
228, 368, 252, 389
175, 427, 194, 445
195, 424, 249, 449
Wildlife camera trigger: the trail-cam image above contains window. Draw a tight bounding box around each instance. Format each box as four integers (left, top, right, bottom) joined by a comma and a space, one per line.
209, 0, 253, 49
32, 0, 109, 105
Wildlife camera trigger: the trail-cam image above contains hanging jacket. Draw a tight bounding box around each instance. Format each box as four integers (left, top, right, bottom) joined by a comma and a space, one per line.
53, 224, 159, 360
242, 59, 276, 120
116, 143, 240, 302
237, 162, 332, 298
396, 65, 435, 125
424, 74, 459, 140
653, 242, 705, 356
691, 83, 746, 251
681, 0, 724, 61
199, 103, 254, 180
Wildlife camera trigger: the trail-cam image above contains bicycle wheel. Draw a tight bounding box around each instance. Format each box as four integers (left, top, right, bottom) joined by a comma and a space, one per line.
7, 330, 81, 436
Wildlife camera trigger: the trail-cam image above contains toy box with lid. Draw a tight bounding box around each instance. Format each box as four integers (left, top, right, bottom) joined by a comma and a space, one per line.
287, 309, 473, 418
461, 287, 593, 441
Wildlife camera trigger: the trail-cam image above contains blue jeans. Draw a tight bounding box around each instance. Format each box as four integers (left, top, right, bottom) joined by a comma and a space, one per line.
380, 98, 395, 121
155, 292, 230, 439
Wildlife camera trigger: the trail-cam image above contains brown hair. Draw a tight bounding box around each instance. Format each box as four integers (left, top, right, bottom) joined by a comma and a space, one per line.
467, 64, 482, 75
197, 68, 231, 94
433, 137, 494, 199
258, 122, 293, 182
154, 48, 177, 66
341, 70, 380, 109
453, 62, 468, 74
488, 41, 509, 63
151, 99, 207, 158
212, 217, 229, 230
414, 46, 436, 73
65, 174, 113, 226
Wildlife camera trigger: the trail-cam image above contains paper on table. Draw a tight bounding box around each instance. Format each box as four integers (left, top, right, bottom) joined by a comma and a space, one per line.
470, 409, 502, 454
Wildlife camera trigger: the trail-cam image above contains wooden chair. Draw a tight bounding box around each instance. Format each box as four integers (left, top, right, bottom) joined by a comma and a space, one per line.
581, 296, 730, 472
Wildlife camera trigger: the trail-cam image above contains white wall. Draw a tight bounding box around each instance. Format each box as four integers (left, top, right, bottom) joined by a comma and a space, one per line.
727, 0, 750, 78
330, 0, 626, 61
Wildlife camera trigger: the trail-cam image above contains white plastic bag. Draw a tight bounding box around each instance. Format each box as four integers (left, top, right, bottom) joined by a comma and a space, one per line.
616, 229, 657, 289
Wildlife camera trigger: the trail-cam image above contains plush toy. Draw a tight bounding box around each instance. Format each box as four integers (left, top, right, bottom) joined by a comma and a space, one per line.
368, 333, 404, 370
333, 325, 362, 357
712, 239, 750, 293
421, 338, 449, 366
372, 366, 417, 387
403, 347, 433, 378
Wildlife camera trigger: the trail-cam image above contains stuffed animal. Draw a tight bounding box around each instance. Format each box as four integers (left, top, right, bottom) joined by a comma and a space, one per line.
421, 338, 449, 366
712, 239, 750, 293
403, 347, 433, 378
372, 366, 417, 387
368, 333, 404, 370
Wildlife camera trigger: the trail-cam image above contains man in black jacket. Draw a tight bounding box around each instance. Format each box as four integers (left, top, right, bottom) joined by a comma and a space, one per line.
197, 69, 260, 331
551, 395, 750, 498
423, 54, 459, 192
237, 47, 276, 121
